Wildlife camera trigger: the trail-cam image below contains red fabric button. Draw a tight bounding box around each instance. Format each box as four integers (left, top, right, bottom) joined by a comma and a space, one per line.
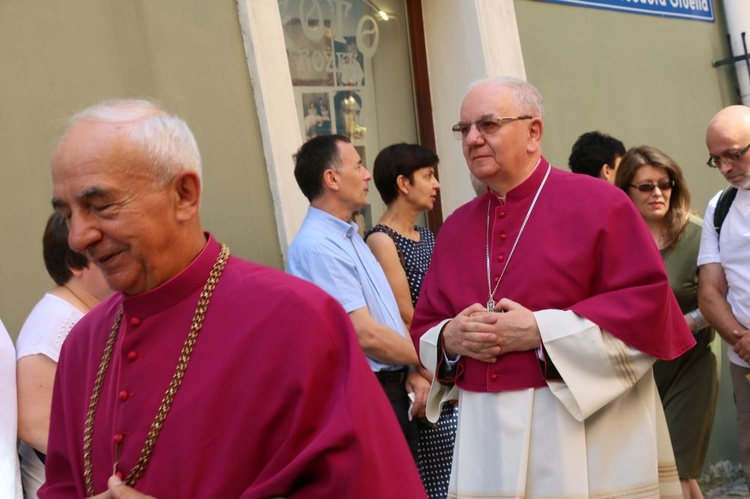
499, 233, 508, 240
496, 255, 505, 262
130, 317, 141, 327
113, 433, 124, 444
127, 351, 138, 361
115, 470, 124, 480
490, 373, 499, 381
118, 390, 130, 401
493, 276, 499, 283
498, 211, 507, 218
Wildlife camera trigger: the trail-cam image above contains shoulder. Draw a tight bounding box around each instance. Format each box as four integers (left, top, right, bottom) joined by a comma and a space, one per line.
220, 256, 352, 332
367, 224, 390, 238
366, 225, 395, 246
549, 166, 628, 201
288, 227, 352, 267
224, 256, 336, 302
706, 189, 724, 211
16, 294, 83, 356
545, 166, 637, 221
686, 213, 704, 230
366, 230, 398, 254
440, 194, 486, 234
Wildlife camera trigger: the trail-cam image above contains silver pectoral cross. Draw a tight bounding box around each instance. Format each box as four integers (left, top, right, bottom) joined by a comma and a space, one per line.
487, 299, 504, 313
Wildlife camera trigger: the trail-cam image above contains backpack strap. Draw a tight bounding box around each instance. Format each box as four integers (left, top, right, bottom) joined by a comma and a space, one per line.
713, 186, 738, 236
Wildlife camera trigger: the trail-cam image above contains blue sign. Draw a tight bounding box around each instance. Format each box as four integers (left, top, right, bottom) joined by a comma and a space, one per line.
538, 0, 714, 22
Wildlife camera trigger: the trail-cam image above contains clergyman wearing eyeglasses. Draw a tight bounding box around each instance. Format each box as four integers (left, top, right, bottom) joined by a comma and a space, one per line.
409, 76, 695, 498
698, 105, 750, 492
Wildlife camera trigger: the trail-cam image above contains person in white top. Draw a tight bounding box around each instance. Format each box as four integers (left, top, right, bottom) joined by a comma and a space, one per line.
16, 212, 112, 498
698, 104, 750, 492
1, 318, 23, 499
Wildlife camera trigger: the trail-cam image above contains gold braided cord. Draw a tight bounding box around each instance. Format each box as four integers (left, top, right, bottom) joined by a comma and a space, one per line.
83, 307, 123, 495
83, 244, 230, 496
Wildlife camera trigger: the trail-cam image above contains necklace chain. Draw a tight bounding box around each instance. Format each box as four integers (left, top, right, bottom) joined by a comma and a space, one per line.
83, 244, 230, 496
485, 165, 551, 312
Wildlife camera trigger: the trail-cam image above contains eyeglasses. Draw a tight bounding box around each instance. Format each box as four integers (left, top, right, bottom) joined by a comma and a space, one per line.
706, 143, 750, 168
451, 114, 532, 141
630, 179, 675, 193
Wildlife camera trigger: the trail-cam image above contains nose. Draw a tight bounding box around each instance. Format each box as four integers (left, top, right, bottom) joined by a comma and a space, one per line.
434, 178, 441, 191
363, 167, 372, 181
67, 211, 102, 254
719, 160, 734, 176
464, 123, 485, 145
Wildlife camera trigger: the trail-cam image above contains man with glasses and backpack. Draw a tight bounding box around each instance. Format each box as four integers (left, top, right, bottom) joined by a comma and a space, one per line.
699, 105, 750, 492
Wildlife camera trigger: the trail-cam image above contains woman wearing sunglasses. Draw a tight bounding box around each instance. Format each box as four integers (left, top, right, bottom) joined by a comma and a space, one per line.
615, 145, 718, 499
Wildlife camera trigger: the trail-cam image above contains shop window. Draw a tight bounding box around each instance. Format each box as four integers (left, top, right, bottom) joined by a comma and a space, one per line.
278, 0, 425, 235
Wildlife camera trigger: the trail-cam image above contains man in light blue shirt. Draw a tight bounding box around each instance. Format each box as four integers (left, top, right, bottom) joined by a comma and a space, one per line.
287, 134, 427, 458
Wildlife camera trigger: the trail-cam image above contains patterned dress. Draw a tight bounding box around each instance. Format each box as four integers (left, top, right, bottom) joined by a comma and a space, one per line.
368, 224, 457, 499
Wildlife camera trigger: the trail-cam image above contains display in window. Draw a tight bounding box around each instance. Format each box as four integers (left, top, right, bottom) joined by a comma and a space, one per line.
334, 90, 366, 140
302, 92, 332, 139
283, 18, 335, 87
335, 37, 365, 86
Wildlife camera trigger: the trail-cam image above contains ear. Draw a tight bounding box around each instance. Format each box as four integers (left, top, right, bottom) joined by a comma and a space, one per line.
396, 174, 409, 195
527, 118, 544, 153
599, 164, 612, 181
322, 169, 339, 192
69, 266, 85, 278
173, 170, 201, 222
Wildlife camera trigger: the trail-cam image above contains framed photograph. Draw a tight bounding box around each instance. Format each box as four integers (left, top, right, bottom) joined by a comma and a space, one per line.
301, 92, 332, 139
335, 36, 365, 86
333, 90, 365, 141
283, 18, 334, 86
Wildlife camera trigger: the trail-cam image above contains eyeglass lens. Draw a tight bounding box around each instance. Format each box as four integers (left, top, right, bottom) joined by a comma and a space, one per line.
707, 143, 750, 167
453, 119, 500, 140
635, 180, 673, 192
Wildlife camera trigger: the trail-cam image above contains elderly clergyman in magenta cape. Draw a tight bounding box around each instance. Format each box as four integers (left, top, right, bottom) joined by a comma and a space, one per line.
40, 99, 425, 498
411, 78, 695, 498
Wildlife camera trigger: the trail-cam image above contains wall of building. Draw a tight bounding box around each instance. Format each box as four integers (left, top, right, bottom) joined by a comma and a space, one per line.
0, 1, 282, 337
515, 0, 736, 214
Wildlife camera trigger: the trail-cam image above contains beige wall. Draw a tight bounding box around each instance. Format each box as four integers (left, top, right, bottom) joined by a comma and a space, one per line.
515, 0, 736, 215
0, 1, 281, 338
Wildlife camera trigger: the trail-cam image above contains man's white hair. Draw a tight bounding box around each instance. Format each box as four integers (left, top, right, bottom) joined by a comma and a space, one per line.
64, 98, 202, 185
468, 76, 545, 119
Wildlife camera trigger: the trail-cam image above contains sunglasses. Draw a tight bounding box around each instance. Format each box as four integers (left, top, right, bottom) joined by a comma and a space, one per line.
629, 179, 675, 193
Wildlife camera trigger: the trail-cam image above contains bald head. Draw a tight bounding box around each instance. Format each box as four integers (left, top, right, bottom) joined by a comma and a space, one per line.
707, 105, 750, 141
706, 105, 750, 189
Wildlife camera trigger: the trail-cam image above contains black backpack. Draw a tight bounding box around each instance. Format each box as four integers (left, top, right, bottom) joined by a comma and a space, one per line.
713, 185, 738, 236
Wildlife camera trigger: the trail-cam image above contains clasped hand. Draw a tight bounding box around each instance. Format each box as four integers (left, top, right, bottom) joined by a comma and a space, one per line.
733, 329, 750, 363
442, 298, 541, 363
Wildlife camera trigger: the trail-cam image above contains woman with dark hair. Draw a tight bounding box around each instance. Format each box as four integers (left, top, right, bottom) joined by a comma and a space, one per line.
615, 146, 718, 499
366, 143, 453, 498
16, 212, 112, 498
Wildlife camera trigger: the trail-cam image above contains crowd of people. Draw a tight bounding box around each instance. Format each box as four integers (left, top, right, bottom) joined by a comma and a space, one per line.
1, 77, 748, 498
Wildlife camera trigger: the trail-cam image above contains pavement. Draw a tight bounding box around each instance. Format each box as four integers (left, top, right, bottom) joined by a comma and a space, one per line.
705, 478, 750, 498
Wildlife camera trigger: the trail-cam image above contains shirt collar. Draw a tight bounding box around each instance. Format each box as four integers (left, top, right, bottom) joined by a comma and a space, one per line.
308, 206, 358, 239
